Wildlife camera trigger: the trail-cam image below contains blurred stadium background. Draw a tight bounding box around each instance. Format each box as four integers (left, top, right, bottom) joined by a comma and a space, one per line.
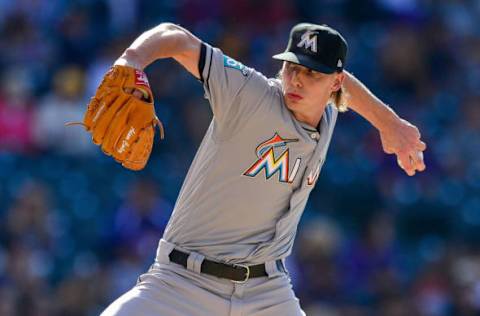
0, 0, 479, 315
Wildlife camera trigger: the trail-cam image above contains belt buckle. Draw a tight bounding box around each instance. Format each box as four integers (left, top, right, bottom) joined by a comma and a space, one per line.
232, 264, 250, 284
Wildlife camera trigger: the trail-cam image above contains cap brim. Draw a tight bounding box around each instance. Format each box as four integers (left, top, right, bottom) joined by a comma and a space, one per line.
272, 52, 336, 74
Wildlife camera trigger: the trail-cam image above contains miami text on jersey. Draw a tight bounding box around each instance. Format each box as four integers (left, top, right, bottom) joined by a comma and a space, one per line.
244, 133, 301, 183
307, 163, 320, 185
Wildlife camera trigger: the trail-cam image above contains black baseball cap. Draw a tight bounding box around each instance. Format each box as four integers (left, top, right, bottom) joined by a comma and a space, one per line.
273, 23, 348, 74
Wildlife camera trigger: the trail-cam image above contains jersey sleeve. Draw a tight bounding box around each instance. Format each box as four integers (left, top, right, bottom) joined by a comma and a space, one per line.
198, 42, 272, 129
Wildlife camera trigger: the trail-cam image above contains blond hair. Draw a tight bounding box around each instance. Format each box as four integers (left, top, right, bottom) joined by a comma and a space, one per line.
330, 86, 349, 112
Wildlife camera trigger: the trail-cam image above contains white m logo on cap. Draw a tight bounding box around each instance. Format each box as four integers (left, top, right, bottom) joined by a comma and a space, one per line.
297, 31, 318, 53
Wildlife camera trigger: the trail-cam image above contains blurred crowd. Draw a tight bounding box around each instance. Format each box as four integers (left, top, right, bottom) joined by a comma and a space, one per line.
0, 0, 479, 315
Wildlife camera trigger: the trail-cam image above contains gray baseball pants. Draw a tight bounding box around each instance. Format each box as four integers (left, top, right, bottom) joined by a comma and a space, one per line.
100, 239, 305, 316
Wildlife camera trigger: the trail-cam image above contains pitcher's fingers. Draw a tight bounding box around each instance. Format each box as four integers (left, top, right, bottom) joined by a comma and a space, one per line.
124, 87, 144, 100
412, 151, 426, 172
132, 89, 144, 99
397, 151, 415, 176
416, 140, 427, 151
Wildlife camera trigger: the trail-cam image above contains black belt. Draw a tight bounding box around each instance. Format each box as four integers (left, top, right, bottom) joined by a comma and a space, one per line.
169, 249, 283, 283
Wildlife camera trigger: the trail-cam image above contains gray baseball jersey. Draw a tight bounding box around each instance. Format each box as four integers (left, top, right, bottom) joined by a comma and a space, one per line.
162, 43, 338, 265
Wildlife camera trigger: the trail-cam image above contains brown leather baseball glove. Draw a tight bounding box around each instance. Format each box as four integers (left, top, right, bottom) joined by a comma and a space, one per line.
72, 65, 164, 170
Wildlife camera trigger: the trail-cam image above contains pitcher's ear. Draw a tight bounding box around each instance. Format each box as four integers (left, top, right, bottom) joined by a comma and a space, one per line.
331, 72, 345, 92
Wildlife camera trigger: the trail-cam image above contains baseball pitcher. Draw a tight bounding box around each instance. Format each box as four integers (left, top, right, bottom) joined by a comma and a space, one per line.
83, 22, 426, 315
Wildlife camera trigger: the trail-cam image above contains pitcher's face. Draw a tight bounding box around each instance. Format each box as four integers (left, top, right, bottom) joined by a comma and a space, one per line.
281, 62, 344, 124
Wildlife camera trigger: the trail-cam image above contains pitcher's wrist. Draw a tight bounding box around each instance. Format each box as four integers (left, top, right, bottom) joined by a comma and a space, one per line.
114, 49, 144, 70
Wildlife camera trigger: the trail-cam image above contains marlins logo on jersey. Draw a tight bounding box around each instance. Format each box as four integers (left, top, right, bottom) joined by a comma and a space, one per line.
244, 133, 301, 183
223, 56, 249, 76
